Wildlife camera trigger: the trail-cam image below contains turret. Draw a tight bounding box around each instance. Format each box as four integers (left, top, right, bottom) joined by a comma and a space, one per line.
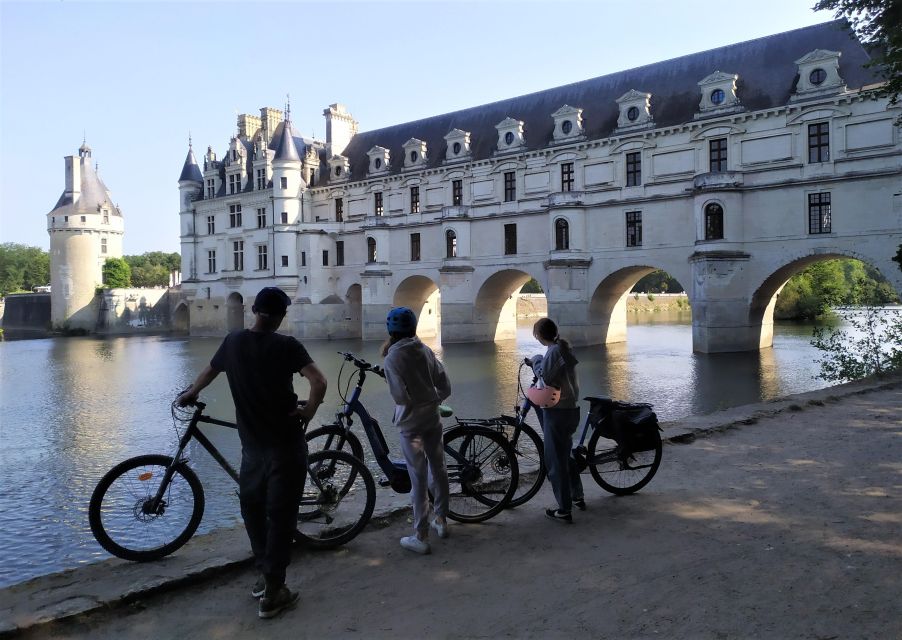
178, 139, 203, 279
47, 143, 124, 330
271, 116, 302, 226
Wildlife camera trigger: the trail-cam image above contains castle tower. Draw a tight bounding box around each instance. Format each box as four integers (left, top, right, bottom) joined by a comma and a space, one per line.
178, 139, 203, 280
47, 143, 125, 329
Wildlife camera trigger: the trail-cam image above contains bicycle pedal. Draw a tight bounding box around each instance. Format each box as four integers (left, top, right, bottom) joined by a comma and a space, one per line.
378, 478, 392, 488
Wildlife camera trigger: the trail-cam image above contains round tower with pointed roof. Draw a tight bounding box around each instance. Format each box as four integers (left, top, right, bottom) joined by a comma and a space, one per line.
178, 138, 203, 279
47, 143, 125, 329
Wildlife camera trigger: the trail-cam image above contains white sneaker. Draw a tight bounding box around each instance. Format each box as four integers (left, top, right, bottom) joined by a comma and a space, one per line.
431, 518, 449, 539
400, 535, 431, 555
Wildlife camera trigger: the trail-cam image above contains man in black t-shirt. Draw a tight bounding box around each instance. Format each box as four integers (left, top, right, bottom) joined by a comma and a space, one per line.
177, 287, 326, 619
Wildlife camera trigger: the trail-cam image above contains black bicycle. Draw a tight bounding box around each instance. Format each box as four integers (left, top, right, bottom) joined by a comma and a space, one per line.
305, 352, 519, 522
89, 400, 376, 562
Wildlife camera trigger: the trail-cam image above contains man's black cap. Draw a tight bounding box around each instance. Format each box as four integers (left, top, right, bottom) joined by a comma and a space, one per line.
252, 287, 292, 315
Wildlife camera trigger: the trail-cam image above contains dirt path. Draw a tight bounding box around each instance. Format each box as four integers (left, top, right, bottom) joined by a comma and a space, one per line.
15, 386, 902, 640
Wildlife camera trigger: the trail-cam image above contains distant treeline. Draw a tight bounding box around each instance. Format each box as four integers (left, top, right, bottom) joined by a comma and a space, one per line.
775, 259, 899, 321
0, 244, 180, 296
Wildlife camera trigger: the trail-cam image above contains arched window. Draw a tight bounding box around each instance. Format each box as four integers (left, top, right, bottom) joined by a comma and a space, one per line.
366, 237, 377, 263
704, 203, 724, 240
445, 230, 458, 258
555, 218, 570, 250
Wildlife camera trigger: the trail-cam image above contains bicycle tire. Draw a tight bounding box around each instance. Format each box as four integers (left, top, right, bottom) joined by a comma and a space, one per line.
88, 454, 205, 562
587, 429, 662, 495
442, 426, 518, 523
305, 423, 366, 462
295, 449, 376, 549
456, 419, 545, 508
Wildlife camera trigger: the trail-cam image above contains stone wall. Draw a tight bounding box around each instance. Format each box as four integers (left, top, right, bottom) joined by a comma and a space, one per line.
96, 288, 170, 335
1, 293, 51, 338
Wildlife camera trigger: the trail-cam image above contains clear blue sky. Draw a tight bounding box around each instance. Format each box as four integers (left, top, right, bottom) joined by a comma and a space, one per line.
0, 0, 834, 255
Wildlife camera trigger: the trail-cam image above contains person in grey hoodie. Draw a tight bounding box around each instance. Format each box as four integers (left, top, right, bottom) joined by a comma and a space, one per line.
382, 306, 452, 554
530, 317, 584, 523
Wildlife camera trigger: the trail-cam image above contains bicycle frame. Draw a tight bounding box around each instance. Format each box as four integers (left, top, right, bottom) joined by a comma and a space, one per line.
149, 404, 239, 511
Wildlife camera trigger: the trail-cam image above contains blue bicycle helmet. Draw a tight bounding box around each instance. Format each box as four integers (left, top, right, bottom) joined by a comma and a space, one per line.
386, 306, 417, 334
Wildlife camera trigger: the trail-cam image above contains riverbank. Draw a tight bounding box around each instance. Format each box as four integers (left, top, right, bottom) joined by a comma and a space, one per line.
3, 372, 900, 638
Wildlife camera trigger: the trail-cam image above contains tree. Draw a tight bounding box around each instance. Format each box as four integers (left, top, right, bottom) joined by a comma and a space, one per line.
0, 243, 50, 296
631, 270, 684, 294
520, 278, 544, 294
811, 305, 902, 381
814, 0, 902, 119
102, 257, 131, 288
123, 251, 180, 287
893, 243, 902, 272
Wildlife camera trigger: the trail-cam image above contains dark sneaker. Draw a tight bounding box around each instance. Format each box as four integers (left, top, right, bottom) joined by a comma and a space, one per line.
251, 576, 266, 599
545, 508, 573, 524
258, 586, 300, 619
573, 498, 587, 511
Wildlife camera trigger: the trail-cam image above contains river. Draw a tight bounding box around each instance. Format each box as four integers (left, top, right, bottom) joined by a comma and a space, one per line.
0, 313, 841, 587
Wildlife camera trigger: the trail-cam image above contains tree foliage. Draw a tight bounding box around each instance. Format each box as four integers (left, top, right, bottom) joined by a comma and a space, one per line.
812, 305, 902, 381
775, 258, 899, 320
893, 243, 902, 272
123, 251, 180, 287
632, 270, 684, 294
102, 257, 132, 288
814, 0, 902, 118
520, 278, 544, 294
0, 243, 50, 296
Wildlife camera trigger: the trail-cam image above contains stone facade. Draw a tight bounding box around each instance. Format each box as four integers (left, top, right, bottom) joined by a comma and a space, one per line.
176, 21, 902, 352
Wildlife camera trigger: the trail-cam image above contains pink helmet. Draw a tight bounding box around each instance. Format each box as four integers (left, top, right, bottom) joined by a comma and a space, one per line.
527, 383, 560, 408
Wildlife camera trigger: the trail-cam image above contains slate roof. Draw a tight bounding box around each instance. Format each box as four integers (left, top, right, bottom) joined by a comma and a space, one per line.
336, 20, 878, 183
50, 156, 122, 217
178, 146, 203, 183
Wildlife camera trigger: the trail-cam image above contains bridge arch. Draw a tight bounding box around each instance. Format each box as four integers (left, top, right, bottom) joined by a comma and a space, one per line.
173, 302, 189, 333
226, 292, 244, 331
393, 275, 441, 338
469, 268, 543, 342
749, 249, 900, 349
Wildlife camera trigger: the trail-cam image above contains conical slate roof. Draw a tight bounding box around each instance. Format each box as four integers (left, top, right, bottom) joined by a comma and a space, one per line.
178, 146, 203, 183
49, 155, 122, 217
273, 119, 300, 162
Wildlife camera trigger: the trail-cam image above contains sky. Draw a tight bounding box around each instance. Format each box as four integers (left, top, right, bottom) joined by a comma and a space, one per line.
0, 0, 836, 255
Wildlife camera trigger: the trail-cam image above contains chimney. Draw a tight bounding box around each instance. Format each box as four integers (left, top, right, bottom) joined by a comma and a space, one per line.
64, 155, 81, 201
323, 103, 358, 156
260, 107, 283, 144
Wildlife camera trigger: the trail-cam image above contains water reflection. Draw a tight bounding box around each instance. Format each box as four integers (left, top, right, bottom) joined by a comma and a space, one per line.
0, 316, 837, 587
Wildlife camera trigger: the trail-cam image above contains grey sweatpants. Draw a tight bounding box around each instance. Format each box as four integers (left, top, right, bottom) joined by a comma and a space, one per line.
398, 424, 449, 535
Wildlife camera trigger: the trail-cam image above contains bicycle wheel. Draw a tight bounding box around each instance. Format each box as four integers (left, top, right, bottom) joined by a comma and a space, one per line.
501, 422, 545, 507
305, 423, 365, 461
442, 426, 518, 523
88, 454, 205, 562
587, 429, 662, 495
296, 449, 375, 549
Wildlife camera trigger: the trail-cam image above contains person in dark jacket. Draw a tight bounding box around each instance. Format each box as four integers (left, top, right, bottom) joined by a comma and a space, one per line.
177, 287, 327, 618
530, 317, 584, 523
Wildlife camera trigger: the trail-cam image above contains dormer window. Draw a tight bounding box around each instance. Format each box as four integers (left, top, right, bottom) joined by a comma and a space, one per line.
328, 155, 350, 181
402, 138, 427, 169
444, 129, 471, 162
551, 105, 584, 142
495, 117, 525, 153
696, 71, 742, 117
616, 90, 653, 131
792, 50, 845, 101
367, 146, 390, 175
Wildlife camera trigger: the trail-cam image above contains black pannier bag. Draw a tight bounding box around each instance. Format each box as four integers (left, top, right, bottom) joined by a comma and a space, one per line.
588, 398, 660, 453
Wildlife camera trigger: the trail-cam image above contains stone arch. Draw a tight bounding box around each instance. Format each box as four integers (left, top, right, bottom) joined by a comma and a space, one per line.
471, 268, 539, 342
393, 275, 441, 338
588, 265, 689, 345
226, 292, 244, 332
749, 249, 899, 349
173, 302, 190, 333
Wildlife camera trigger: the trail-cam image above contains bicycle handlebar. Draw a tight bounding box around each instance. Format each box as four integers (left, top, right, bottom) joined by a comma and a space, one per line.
338, 351, 386, 378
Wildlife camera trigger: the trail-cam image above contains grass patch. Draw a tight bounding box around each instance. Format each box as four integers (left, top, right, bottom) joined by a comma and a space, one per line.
807, 399, 825, 406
